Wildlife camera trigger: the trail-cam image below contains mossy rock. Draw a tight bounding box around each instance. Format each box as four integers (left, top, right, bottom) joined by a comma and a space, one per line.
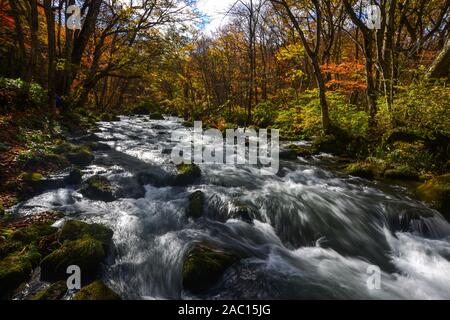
384, 128, 425, 145
0, 204, 4, 217
182, 121, 194, 127
22, 172, 44, 183
187, 191, 205, 219
79, 176, 116, 202
10, 223, 58, 246
285, 144, 313, 157
182, 244, 243, 294
384, 165, 419, 181
0, 247, 41, 298
172, 164, 201, 187
346, 162, 376, 179
149, 113, 165, 120
31, 281, 67, 300
65, 168, 83, 185
58, 220, 113, 250
87, 142, 111, 152
66, 149, 94, 167
24, 153, 70, 172
73, 281, 121, 300
40, 237, 106, 282
417, 174, 450, 219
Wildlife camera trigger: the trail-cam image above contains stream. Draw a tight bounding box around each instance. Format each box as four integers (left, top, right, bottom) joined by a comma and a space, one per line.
10, 116, 450, 300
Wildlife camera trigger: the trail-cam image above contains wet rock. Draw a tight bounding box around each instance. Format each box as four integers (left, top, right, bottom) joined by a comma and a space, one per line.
383, 165, 419, 181
230, 204, 254, 224
171, 164, 201, 187
65, 168, 83, 186
284, 144, 313, 158
149, 113, 165, 120
31, 281, 67, 300
114, 176, 146, 199
346, 162, 376, 179
66, 149, 94, 167
182, 121, 194, 128
279, 150, 298, 160
137, 171, 169, 188
87, 142, 111, 152
416, 174, 450, 220
182, 244, 243, 294
187, 191, 205, 219
58, 220, 113, 250
0, 247, 41, 299
73, 281, 121, 300
79, 176, 116, 202
24, 153, 70, 172
40, 237, 106, 282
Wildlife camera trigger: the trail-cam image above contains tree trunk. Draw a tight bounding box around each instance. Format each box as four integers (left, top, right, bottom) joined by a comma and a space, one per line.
44, 0, 57, 125
427, 38, 450, 79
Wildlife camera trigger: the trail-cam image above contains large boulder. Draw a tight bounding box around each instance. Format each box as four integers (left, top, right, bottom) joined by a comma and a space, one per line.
73, 281, 121, 300
149, 113, 165, 120
417, 174, 450, 220
171, 164, 201, 187
0, 247, 41, 299
182, 244, 243, 294
40, 237, 106, 282
346, 162, 377, 179
58, 220, 113, 250
383, 165, 419, 181
187, 191, 205, 219
79, 176, 116, 202
31, 281, 67, 300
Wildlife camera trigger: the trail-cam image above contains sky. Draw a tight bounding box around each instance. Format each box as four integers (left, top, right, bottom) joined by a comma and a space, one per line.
195, 0, 237, 34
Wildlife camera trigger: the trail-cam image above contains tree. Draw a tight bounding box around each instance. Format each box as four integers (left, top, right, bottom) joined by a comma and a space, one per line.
271, 0, 331, 133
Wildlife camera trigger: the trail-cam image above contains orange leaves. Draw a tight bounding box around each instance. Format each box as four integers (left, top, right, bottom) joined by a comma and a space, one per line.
321, 61, 366, 92
321, 62, 365, 75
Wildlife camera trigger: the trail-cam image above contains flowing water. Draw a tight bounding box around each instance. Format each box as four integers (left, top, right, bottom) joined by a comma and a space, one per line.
11, 116, 450, 300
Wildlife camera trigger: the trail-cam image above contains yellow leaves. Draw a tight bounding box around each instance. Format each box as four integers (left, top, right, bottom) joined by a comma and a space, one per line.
275, 43, 305, 62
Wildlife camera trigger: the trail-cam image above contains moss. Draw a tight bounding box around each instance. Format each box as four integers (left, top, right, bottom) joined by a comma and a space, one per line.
40, 237, 106, 282
22, 172, 44, 183
187, 191, 205, 219
31, 281, 67, 300
66, 149, 94, 167
149, 113, 165, 120
0, 246, 40, 298
59, 220, 113, 249
73, 281, 121, 300
384, 165, 419, 181
172, 164, 201, 187
286, 144, 313, 157
182, 244, 242, 294
0, 204, 4, 217
346, 162, 376, 179
10, 223, 58, 245
417, 174, 450, 219
79, 176, 116, 202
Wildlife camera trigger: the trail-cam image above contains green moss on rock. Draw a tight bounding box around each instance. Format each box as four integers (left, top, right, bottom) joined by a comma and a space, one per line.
149, 113, 165, 120
187, 191, 205, 219
417, 174, 450, 220
172, 164, 201, 187
40, 237, 106, 282
384, 165, 419, 181
31, 281, 67, 300
79, 176, 116, 202
346, 162, 376, 179
182, 244, 243, 294
58, 220, 113, 249
22, 172, 44, 183
0, 246, 41, 298
73, 281, 121, 300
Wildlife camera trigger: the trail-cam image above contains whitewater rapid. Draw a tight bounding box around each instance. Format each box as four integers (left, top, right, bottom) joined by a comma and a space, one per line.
11, 116, 450, 300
